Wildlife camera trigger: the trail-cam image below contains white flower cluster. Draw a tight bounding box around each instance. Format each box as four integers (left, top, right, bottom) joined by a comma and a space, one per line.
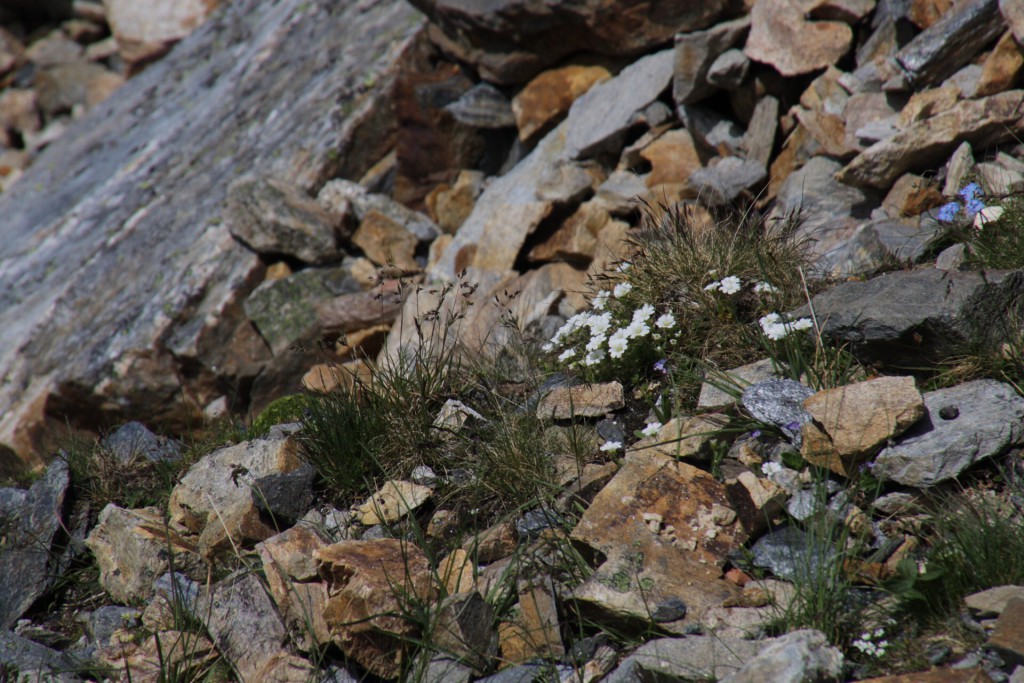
641, 421, 662, 437
545, 286, 679, 368
852, 628, 889, 658
759, 312, 813, 341
704, 275, 742, 294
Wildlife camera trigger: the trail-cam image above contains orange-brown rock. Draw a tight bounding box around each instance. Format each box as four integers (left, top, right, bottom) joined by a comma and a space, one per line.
882, 173, 943, 217
527, 201, 608, 263
976, 30, 1024, 97
316, 539, 435, 679
352, 210, 419, 271
424, 169, 485, 234
512, 64, 611, 142
745, 0, 853, 76
628, 413, 730, 461
258, 526, 332, 646
640, 128, 704, 189
537, 381, 625, 419
907, 0, 954, 29
801, 376, 925, 476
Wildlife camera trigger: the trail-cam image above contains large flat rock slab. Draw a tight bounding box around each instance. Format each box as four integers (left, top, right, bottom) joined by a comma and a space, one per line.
0, 0, 423, 472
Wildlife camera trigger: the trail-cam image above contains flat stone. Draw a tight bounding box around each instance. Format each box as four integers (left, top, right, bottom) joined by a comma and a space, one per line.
801, 376, 925, 476
0, 88, 41, 134
790, 269, 1024, 367
592, 169, 649, 216
627, 413, 730, 461
244, 262, 363, 355
537, 381, 624, 419
85, 504, 199, 604
640, 128, 703, 188
464, 521, 517, 564
688, 156, 767, 206
873, 379, 1024, 487
991, 596, 1024, 666
707, 48, 750, 89
751, 525, 839, 582
226, 175, 347, 265
0, 459, 70, 629
854, 669, 996, 682
35, 61, 125, 116
424, 169, 485, 235
318, 179, 439, 243
673, 17, 750, 105
719, 629, 843, 683
352, 209, 419, 271
565, 48, 674, 160
409, 0, 732, 84
527, 201, 607, 264
512, 64, 611, 142
251, 463, 316, 524
103, 0, 220, 66
838, 90, 1024, 189
894, 0, 1006, 90
445, 82, 515, 128
0, 631, 79, 683
977, 160, 1024, 194
103, 420, 183, 463
773, 156, 882, 264
604, 636, 762, 682
741, 95, 779, 167
699, 358, 781, 410
430, 591, 497, 671
316, 539, 434, 678
727, 471, 788, 536
1004, 0, 1024, 44
355, 480, 433, 525
745, 0, 853, 76
966, 586, 1024, 618
571, 451, 745, 628
168, 431, 304, 554
679, 104, 744, 157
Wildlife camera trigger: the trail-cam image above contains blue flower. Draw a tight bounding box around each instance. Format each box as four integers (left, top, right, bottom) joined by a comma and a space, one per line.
937, 202, 961, 222
749, 429, 762, 439
965, 197, 986, 217
653, 359, 668, 374
958, 183, 982, 203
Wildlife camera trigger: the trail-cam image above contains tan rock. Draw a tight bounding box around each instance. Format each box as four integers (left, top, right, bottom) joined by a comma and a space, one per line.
855, 669, 995, 683
168, 431, 304, 555
571, 451, 745, 626
0, 89, 41, 134
628, 413, 730, 461
640, 128, 704, 188
1004, 0, 1024, 44
512, 64, 611, 142
908, 0, 954, 29
536, 381, 624, 419
801, 376, 925, 476
726, 471, 788, 535
438, 549, 476, 595
100, 630, 218, 683
988, 596, 1024, 665
966, 586, 1024, 618
839, 90, 1024, 188
257, 526, 331, 646
741, 95, 779, 167
0, 27, 24, 78
586, 212, 634, 278
745, 0, 853, 76
794, 107, 852, 158
103, 0, 220, 67
424, 169, 485, 235
85, 504, 199, 604
527, 201, 607, 263
899, 86, 960, 128
25, 30, 83, 67
976, 30, 1024, 97
767, 123, 819, 201
316, 539, 434, 678
355, 479, 433, 526
301, 359, 373, 393
882, 173, 943, 218
464, 521, 517, 564
335, 323, 389, 360
431, 592, 497, 671
510, 577, 564, 660
352, 209, 419, 271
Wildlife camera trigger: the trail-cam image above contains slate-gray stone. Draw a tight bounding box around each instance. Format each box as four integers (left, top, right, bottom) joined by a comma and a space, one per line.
751, 525, 839, 582
0, 630, 81, 683
252, 463, 316, 524
603, 636, 762, 682
688, 156, 767, 205
103, 421, 182, 464
873, 379, 1024, 487
0, 0, 422, 473
791, 269, 1024, 367
719, 629, 843, 683
741, 380, 815, 446
0, 458, 69, 629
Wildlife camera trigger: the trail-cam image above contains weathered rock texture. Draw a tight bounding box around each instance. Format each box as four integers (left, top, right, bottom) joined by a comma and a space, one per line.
0, 0, 423, 472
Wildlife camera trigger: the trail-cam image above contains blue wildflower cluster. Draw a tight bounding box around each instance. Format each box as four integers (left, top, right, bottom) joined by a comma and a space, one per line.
936, 183, 985, 222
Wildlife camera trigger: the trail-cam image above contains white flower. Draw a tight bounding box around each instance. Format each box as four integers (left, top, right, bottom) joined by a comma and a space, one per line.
974, 205, 1005, 230
754, 281, 778, 294
642, 422, 662, 437
592, 290, 610, 310
613, 282, 633, 298
719, 275, 742, 295
707, 269, 718, 276
655, 313, 676, 329
585, 333, 607, 352
558, 348, 576, 362
761, 461, 783, 477
608, 331, 629, 359
587, 312, 613, 336
617, 262, 632, 272
541, 342, 554, 352
632, 304, 655, 324
704, 280, 721, 292
584, 349, 606, 366
624, 320, 651, 339
791, 317, 813, 331
599, 441, 622, 452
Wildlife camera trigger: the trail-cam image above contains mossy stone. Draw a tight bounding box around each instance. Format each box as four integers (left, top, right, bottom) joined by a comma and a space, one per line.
250, 394, 312, 437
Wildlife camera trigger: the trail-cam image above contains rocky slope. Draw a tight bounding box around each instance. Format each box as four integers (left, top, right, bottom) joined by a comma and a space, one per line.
2, 0, 1024, 681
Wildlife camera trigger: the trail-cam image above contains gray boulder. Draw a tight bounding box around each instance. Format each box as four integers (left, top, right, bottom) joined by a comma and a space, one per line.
0, 0, 423, 473
792, 269, 1024, 367
719, 629, 844, 683
873, 379, 1024, 487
